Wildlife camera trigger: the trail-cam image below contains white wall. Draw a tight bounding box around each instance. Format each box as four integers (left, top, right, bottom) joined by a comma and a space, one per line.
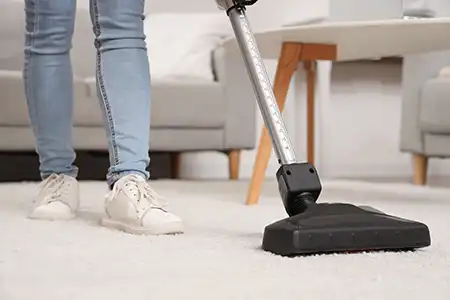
328, 0, 403, 21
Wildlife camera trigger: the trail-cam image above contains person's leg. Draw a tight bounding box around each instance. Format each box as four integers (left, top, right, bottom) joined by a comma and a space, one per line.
89, 0, 150, 186
24, 0, 79, 220
89, 0, 183, 235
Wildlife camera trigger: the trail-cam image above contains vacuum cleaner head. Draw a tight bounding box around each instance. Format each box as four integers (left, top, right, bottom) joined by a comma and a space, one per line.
261, 163, 431, 256
262, 203, 431, 256
218, 0, 431, 257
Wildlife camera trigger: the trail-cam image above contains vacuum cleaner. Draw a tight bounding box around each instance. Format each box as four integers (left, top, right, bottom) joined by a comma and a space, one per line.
216, 0, 431, 256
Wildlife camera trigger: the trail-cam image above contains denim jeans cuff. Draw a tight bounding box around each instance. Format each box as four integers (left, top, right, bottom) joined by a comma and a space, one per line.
106, 170, 149, 189
41, 167, 79, 181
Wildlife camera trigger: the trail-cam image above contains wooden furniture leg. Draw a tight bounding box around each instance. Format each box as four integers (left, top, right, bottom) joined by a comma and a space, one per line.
245, 42, 303, 205
304, 60, 317, 164
170, 152, 181, 179
227, 150, 241, 180
412, 153, 428, 185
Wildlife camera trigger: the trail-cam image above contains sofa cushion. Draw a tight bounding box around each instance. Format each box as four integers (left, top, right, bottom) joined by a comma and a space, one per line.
0, 1, 95, 78
0, 74, 226, 129
149, 79, 226, 128
419, 77, 450, 133
79, 78, 226, 128
144, 13, 231, 82
0, 1, 26, 72
0, 70, 90, 126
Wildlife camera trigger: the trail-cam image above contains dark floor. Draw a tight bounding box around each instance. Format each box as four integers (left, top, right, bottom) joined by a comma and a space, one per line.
3, 151, 450, 188
0, 151, 174, 182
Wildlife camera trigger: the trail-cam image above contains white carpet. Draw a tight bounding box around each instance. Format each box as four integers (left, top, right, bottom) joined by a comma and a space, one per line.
1, 179, 450, 300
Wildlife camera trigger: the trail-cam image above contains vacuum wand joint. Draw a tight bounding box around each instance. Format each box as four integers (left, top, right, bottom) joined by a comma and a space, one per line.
276, 163, 322, 216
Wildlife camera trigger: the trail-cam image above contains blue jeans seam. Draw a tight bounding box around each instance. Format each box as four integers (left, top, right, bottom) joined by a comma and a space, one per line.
92, 0, 120, 167
24, 2, 38, 136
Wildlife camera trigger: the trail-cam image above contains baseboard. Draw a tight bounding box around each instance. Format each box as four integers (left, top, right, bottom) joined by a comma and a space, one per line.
179, 158, 450, 180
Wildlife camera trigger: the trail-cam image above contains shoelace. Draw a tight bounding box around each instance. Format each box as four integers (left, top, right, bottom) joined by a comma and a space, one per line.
37, 174, 67, 202
123, 176, 168, 209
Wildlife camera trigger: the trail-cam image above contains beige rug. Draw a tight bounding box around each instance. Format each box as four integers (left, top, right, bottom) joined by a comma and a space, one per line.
1, 179, 449, 300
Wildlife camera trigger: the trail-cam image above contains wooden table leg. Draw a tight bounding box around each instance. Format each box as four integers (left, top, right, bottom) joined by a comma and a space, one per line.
245, 42, 302, 205
304, 60, 316, 165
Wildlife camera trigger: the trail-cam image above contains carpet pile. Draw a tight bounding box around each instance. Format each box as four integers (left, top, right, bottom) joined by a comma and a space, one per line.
1, 179, 449, 300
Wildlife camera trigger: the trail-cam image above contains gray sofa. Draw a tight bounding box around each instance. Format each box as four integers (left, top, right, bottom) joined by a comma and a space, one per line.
400, 51, 450, 185
400, 1, 450, 185
0, 2, 257, 179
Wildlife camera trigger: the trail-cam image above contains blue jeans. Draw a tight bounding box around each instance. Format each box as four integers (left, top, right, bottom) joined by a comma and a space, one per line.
23, 0, 151, 187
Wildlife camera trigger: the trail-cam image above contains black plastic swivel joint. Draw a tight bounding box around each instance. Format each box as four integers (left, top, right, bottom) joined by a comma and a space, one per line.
276, 162, 322, 217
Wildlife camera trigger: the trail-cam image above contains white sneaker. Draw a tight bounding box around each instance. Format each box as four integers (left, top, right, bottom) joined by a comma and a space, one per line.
100, 174, 184, 235
28, 173, 80, 220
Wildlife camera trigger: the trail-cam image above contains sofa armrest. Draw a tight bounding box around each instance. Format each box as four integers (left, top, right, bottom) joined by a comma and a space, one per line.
400, 50, 450, 153
212, 46, 257, 150
400, 0, 450, 154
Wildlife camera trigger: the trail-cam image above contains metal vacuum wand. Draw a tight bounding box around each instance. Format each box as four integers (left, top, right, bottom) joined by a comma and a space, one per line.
215, 0, 297, 166
216, 0, 321, 217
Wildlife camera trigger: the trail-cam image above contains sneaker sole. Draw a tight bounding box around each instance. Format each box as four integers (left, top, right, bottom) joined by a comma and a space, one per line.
28, 213, 76, 221
28, 208, 76, 221
28, 201, 77, 221
100, 217, 184, 235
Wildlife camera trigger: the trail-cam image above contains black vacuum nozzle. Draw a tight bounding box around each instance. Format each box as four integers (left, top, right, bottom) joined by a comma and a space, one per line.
262, 203, 431, 256
263, 163, 431, 256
